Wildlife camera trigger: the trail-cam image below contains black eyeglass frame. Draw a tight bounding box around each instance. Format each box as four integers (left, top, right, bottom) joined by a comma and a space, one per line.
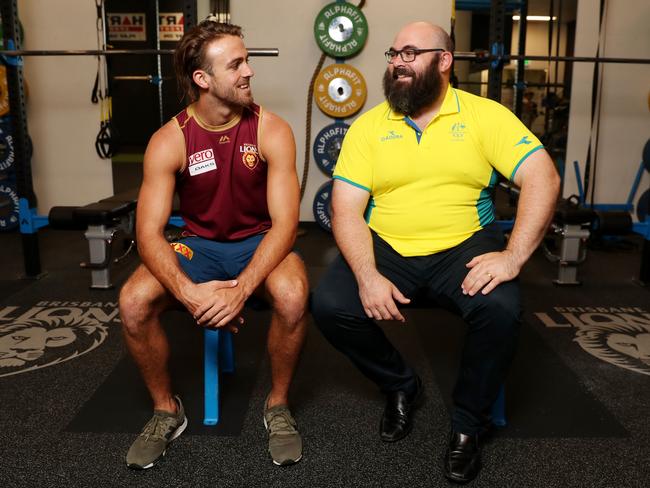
384, 48, 445, 63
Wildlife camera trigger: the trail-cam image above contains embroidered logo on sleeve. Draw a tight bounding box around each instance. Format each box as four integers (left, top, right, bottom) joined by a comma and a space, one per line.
171, 242, 194, 260
515, 135, 532, 146
188, 149, 217, 176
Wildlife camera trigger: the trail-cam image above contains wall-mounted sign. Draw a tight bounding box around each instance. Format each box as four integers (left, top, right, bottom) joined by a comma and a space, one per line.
107, 13, 146, 42
159, 13, 184, 41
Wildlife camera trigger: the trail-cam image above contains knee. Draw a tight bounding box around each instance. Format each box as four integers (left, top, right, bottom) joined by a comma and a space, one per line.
118, 278, 159, 336
467, 290, 521, 336
269, 273, 309, 325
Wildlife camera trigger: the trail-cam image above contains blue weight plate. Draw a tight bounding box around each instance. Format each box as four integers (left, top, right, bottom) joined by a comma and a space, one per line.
313, 122, 349, 176
313, 180, 333, 232
0, 182, 19, 230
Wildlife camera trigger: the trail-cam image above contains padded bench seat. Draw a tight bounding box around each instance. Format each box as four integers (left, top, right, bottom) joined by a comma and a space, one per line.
73, 199, 136, 226
554, 206, 596, 225
48, 189, 138, 229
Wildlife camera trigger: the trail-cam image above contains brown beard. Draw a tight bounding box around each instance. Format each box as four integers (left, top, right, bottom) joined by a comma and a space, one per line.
208, 77, 254, 108
382, 54, 443, 116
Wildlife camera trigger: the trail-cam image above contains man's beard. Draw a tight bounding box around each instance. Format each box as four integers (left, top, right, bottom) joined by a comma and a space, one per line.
382, 55, 443, 116
210, 79, 254, 108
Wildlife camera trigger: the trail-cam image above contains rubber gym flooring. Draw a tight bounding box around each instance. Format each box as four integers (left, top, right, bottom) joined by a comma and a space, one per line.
1, 223, 649, 487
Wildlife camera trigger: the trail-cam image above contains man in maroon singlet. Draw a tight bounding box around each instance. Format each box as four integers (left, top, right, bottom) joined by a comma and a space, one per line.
119, 20, 307, 469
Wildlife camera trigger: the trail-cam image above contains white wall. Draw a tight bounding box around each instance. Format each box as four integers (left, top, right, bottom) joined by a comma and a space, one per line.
510, 19, 568, 96
20, 0, 113, 213
17, 0, 452, 221
453, 10, 472, 87
565, 0, 650, 208
232, 0, 451, 221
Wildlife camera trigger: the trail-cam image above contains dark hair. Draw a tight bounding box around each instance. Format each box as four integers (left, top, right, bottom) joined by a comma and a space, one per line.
174, 20, 243, 103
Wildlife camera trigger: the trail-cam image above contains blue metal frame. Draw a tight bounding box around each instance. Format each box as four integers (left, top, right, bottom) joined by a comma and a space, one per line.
456, 0, 522, 10
573, 160, 585, 203
18, 199, 186, 233
18, 198, 49, 234
627, 160, 646, 206
203, 329, 235, 426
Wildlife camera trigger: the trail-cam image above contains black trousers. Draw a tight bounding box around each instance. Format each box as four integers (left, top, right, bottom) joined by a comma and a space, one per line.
311, 223, 521, 435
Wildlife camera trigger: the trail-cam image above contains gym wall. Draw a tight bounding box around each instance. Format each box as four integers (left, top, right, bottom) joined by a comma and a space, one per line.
19, 0, 113, 213
565, 0, 650, 209
16, 1, 649, 221
510, 19, 570, 95
231, 0, 451, 222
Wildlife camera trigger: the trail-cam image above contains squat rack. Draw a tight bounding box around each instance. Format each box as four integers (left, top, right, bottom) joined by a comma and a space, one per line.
2, 0, 649, 279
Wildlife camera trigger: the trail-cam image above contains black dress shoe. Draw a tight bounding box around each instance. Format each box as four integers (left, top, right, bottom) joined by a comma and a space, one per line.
379, 377, 423, 442
443, 431, 481, 484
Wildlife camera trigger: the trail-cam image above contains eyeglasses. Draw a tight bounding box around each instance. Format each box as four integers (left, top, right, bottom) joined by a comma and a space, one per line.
384, 48, 445, 63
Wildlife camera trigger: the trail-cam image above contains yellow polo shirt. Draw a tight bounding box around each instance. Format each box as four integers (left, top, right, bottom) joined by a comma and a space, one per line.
333, 85, 543, 256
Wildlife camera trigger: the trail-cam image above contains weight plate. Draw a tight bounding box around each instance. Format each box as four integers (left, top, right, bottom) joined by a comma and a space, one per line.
313, 122, 349, 176
314, 63, 366, 118
637, 189, 649, 223
643, 138, 650, 174
0, 121, 14, 174
313, 180, 333, 232
314, 2, 368, 58
0, 182, 19, 231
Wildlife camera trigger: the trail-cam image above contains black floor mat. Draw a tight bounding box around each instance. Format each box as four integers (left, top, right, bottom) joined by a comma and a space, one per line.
413, 308, 628, 438
66, 309, 269, 436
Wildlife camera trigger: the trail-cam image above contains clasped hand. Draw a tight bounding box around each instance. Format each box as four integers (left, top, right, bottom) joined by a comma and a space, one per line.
461, 250, 520, 296
185, 279, 247, 332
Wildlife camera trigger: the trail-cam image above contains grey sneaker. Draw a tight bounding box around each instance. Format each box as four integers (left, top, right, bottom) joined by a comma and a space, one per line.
263, 401, 303, 466
126, 395, 188, 469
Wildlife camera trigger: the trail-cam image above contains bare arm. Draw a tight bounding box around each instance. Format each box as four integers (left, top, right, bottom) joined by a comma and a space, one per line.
195, 110, 299, 326
236, 111, 299, 294
507, 149, 561, 264
462, 149, 560, 295
136, 123, 194, 299
136, 122, 237, 314
332, 179, 410, 322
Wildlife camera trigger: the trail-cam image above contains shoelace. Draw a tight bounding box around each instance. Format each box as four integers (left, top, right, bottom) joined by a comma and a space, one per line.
267, 410, 296, 436
141, 414, 177, 441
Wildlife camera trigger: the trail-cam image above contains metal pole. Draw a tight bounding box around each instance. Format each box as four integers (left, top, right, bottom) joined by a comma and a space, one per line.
0, 0, 41, 277
453, 53, 650, 64
514, 0, 528, 118
544, 0, 555, 136
0, 48, 280, 56
487, 0, 506, 102
555, 0, 563, 94
5, 49, 649, 64
154, 0, 164, 127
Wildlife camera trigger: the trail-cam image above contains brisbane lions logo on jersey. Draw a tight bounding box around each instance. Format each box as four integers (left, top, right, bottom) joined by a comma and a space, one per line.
240, 143, 259, 170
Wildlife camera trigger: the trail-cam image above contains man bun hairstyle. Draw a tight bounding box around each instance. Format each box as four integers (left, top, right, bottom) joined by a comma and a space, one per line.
174, 19, 243, 102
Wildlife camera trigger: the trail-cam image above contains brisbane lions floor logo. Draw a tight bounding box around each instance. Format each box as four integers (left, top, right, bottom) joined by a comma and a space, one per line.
574, 322, 650, 376
0, 312, 109, 378
535, 307, 650, 376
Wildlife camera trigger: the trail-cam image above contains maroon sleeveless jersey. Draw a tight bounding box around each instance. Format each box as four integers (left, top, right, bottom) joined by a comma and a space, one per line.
174, 103, 270, 241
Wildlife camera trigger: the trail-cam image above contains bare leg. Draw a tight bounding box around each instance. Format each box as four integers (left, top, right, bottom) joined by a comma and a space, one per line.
263, 253, 309, 408
119, 264, 177, 413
